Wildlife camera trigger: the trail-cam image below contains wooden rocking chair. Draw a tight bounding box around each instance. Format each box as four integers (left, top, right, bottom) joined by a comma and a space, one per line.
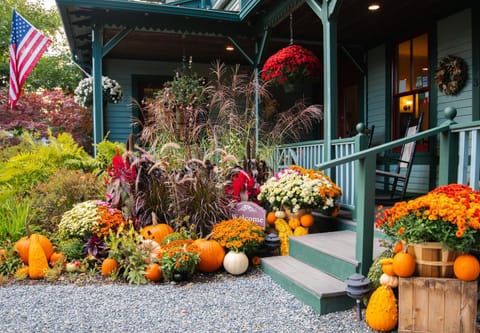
376, 113, 424, 201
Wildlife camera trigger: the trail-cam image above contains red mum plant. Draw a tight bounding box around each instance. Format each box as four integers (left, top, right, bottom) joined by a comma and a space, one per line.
261, 45, 322, 86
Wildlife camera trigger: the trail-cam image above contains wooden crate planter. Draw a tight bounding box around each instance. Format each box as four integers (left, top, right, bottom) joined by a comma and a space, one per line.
398, 277, 477, 333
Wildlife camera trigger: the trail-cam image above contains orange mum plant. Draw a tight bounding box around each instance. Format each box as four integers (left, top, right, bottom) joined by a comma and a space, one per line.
159, 239, 200, 281
375, 184, 480, 252
210, 218, 265, 255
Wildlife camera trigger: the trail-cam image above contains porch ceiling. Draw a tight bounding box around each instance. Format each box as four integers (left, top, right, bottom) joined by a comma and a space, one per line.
56, 0, 474, 71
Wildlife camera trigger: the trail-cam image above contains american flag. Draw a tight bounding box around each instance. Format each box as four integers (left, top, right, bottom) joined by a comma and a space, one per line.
8, 10, 51, 109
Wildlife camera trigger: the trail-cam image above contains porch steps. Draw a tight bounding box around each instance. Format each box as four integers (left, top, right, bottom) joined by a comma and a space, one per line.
261, 230, 386, 315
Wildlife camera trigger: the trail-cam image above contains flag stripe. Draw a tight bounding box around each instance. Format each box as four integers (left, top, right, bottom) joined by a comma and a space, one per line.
8, 10, 51, 109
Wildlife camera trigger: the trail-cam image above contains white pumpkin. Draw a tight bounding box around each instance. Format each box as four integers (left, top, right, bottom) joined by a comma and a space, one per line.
223, 251, 249, 275
379, 273, 399, 288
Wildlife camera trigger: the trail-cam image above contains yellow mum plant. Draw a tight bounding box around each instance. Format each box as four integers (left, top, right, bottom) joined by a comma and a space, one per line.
375, 184, 480, 252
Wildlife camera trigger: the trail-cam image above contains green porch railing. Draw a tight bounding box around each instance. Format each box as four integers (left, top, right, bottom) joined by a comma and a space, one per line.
270, 107, 480, 275
312, 107, 458, 275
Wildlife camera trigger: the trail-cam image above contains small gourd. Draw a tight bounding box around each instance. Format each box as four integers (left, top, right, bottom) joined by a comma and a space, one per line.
379, 273, 399, 288
288, 217, 301, 229
223, 251, 249, 275
365, 286, 398, 332
293, 226, 308, 236
275, 218, 293, 255
140, 239, 161, 263
28, 234, 49, 279
274, 210, 286, 219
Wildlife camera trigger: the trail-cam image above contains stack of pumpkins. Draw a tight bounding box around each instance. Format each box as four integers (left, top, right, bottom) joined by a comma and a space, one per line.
365, 242, 480, 332
365, 243, 414, 332
266, 210, 315, 256
14, 233, 64, 279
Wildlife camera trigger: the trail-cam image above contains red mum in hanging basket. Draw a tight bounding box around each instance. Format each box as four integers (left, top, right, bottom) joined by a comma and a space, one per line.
261, 45, 322, 86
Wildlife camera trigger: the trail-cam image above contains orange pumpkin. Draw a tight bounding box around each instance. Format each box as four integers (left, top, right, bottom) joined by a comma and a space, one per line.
453, 254, 480, 281
193, 238, 225, 273
251, 256, 261, 266
300, 213, 315, 227
14, 234, 54, 264
392, 251, 415, 277
49, 252, 65, 265
145, 263, 162, 282
266, 212, 277, 226
382, 263, 395, 276
141, 223, 174, 244
101, 258, 118, 277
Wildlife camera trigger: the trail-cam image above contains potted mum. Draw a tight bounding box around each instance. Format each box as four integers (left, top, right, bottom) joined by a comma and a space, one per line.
74, 76, 123, 108
257, 165, 342, 217
375, 184, 480, 277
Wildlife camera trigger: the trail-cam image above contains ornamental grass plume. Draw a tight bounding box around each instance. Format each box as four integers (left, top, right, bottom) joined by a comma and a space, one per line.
210, 218, 265, 255
375, 184, 480, 252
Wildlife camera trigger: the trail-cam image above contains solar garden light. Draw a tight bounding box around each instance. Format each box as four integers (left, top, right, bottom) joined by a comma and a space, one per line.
345, 273, 371, 321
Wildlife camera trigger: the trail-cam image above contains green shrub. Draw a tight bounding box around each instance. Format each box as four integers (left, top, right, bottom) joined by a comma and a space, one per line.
57, 238, 85, 261
0, 132, 95, 202
29, 169, 104, 235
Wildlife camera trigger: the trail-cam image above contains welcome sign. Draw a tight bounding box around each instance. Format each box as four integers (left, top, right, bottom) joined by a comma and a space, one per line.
231, 202, 266, 229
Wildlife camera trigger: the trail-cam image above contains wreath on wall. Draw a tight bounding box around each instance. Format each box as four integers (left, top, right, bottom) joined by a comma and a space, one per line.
435, 55, 468, 96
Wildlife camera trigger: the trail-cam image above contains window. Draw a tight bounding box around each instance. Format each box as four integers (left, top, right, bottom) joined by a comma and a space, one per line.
393, 33, 429, 150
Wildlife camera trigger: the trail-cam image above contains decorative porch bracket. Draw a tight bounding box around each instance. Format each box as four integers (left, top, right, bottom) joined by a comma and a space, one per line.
306, 0, 342, 168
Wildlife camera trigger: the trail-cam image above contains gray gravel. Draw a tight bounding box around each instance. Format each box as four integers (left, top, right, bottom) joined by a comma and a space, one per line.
0, 270, 382, 333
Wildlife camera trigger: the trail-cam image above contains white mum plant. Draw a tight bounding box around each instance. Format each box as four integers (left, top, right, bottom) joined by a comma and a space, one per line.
74, 76, 123, 108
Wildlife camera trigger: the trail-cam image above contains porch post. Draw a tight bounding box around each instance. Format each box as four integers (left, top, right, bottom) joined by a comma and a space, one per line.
354, 124, 375, 275
438, 106, 458, 185
306, 0, 342, 164
92, 24, 104, 155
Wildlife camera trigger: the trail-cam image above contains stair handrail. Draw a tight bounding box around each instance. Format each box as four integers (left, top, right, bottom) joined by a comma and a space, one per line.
313, 106, 458, 275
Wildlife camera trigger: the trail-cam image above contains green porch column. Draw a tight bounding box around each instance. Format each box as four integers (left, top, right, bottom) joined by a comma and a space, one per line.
92, 24, 104, 155
438, 106, 458, 185
306, 0, 341, 164
354, 124, 375, 275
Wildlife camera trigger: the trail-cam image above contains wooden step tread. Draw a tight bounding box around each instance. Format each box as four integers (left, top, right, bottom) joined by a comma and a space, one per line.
290, 230, 385, 265
261, 256, 347, 298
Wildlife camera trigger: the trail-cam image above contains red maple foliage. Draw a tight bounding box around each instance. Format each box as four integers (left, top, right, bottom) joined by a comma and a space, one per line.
0, 87, 92, 153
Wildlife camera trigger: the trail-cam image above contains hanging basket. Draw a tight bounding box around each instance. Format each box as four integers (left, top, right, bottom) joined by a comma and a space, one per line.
261, 45, 322, 86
